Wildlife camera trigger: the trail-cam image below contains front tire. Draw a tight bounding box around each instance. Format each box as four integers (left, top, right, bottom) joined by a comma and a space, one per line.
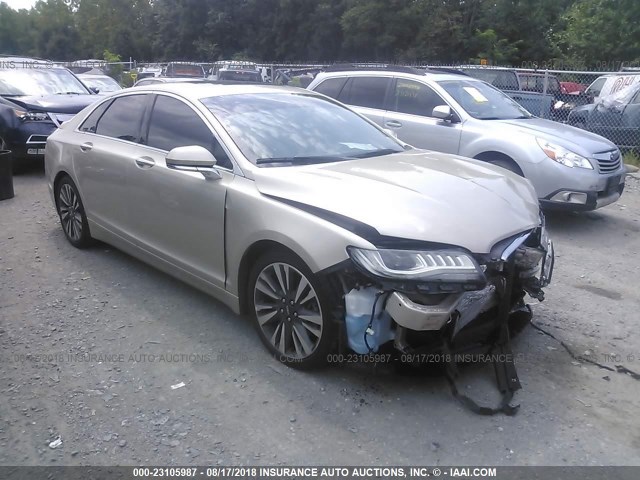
55, 176, 93, 248
248, 250, 337, 369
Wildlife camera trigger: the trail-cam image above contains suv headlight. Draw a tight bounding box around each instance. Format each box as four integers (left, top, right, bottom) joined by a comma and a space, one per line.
13, 108, 50, 122
347, 247, 485, 283
536, 138, 593, 169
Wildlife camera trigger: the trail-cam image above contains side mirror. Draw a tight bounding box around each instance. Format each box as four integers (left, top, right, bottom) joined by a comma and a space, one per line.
432, 105, 454, 121
90, 87, 100, 94
166, 146, 221, 180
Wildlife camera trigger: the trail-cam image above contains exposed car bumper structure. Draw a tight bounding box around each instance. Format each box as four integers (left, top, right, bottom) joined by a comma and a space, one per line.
319, 223, 553, 356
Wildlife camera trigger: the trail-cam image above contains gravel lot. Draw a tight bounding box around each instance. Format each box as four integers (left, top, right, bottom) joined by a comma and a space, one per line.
1, 167, 639, 466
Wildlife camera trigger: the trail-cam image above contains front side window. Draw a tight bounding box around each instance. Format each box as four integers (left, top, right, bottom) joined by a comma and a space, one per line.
390, 79, 447, 117
339, 77, 390, 110
201, 93, 403, 166
146, 95, 232, 169
94, 94, 148, 142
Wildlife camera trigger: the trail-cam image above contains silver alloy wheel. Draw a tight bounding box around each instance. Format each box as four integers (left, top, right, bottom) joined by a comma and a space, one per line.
58, 183, 83, 242
253, 262, 323, 359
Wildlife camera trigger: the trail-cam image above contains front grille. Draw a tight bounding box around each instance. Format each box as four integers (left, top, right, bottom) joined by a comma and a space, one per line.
593, 150, 621, 174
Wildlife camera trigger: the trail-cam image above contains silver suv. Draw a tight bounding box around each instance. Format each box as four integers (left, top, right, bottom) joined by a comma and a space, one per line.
308, 67, 626, 211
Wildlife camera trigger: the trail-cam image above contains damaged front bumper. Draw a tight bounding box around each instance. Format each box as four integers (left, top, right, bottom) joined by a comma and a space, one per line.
340, 224, 554, 354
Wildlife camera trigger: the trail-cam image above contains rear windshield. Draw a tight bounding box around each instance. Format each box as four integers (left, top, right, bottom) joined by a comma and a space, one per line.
168, 64, 205, 78
218, 71, 262, 82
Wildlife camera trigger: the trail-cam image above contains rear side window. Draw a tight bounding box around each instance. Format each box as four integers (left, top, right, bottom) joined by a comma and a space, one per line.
94, 94, 148, 142
79, 100, 112, 133
390, 79, 447, 118
146, 95, 232, 169
314, 77, 348, 99
339, 77, 390, 109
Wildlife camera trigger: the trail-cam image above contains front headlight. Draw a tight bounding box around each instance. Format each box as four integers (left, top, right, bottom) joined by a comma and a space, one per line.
12, 108, 50, 122
536, 138, 593, 169
347, 247, 485, 283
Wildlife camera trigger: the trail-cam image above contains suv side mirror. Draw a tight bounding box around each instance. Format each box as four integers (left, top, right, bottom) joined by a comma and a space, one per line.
432, 105, 454, 121
166, 146, 221, 180
90, 87, 100, 94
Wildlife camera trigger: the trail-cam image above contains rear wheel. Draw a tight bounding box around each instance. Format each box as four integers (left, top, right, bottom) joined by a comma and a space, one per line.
55, 176, 93, 248
248, 250, 337, 369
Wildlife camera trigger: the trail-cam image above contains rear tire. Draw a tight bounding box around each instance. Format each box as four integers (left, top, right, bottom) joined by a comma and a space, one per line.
55, 176, 93, 249
248, 249, 337, 369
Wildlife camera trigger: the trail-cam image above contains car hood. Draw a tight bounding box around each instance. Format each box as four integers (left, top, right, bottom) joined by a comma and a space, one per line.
7, 94, 98, 114
495, 117, 616, 155
253, 150, 540, 253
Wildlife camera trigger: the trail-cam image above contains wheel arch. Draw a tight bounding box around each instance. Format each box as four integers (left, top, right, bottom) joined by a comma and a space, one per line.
473, 151, 525, 176
236, 240, 306, 315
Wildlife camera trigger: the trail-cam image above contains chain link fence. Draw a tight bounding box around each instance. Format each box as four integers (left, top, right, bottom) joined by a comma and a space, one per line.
116, 60, 640, 157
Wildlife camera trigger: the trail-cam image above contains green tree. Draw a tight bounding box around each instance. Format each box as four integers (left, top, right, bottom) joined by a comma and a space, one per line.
557, 0, 640, 66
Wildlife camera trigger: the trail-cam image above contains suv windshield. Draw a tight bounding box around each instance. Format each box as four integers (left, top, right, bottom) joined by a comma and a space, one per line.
202, 93, 403, 165
0, 67, 89, 96
438, 80, 532, 120
80, 76, 121, 92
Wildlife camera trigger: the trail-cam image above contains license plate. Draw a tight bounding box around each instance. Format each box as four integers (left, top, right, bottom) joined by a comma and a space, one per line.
27, 148, 46, 155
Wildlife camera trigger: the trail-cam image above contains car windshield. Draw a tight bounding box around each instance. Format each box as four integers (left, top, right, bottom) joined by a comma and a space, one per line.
81, 76, 122, 92
438, 80, 533, 120
0, 67, 89, 96
201, 93, 404, 165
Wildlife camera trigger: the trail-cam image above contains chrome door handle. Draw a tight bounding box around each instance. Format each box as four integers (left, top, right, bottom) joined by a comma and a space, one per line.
80, 142, 93, 152
135, 157, 155, 169
385, 120, 402, 128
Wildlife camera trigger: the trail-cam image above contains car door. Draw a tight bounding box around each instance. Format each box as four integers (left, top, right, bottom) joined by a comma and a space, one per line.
123, 93, 234, 288
336, 76, 391, 128
383, 78, 462, 154
72, 94, 150, 235
620, 88, 640, 148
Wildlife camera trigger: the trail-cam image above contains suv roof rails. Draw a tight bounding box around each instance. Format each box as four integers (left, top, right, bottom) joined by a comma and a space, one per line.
324, 63, 426, 75
324, 63, 469, 77
424, 67, 469, 76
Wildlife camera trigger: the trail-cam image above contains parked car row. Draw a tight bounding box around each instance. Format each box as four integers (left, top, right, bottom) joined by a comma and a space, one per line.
307, 66, 625, 211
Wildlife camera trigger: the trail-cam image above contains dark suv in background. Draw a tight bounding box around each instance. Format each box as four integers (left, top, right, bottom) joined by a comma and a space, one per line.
0, 56, 97, 169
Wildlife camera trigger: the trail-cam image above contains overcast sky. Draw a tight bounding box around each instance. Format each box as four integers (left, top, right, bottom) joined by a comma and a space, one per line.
2, 0, 37, 10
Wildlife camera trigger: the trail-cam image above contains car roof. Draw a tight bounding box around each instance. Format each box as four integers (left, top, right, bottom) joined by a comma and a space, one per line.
78, 73, 113, 78
127, 82, 304, 100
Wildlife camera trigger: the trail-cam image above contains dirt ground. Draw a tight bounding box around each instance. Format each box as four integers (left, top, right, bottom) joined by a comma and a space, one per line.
1, 167, 639, 467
